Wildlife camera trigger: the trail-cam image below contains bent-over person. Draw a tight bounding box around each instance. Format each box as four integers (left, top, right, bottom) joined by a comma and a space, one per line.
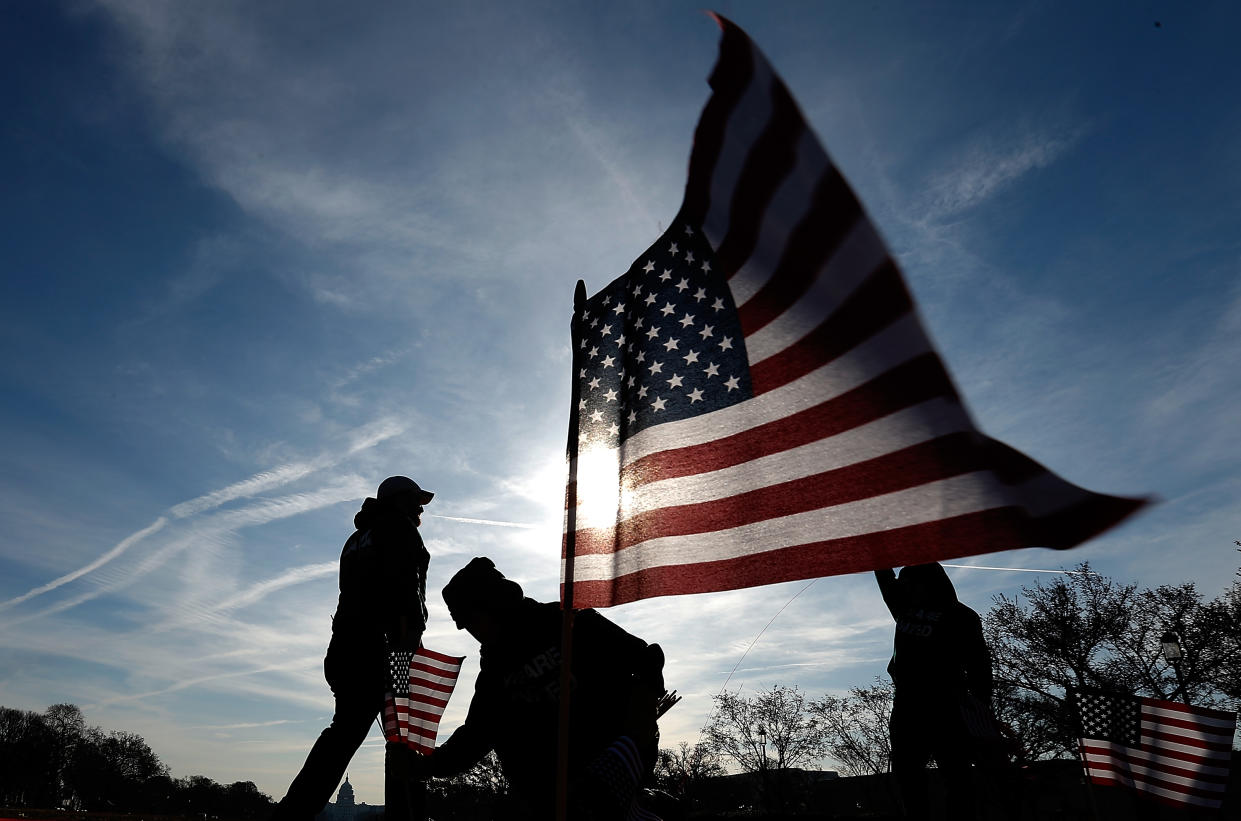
397, 557, 668, 820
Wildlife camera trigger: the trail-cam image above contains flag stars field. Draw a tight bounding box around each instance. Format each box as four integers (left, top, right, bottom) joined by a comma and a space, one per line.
573, 220, 754, 450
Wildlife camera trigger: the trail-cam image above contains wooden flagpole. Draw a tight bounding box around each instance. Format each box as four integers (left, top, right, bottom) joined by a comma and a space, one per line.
555, 280, 587, 821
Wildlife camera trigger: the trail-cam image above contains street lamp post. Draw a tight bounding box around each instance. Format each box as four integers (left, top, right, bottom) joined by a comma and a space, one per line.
756, 725, 769, 812
1161, 629, 1186, 702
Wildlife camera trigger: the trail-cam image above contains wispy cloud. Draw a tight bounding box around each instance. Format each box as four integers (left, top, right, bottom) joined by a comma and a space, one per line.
0, 481, 360, 631
0, 517, 168, 612
169, 465, 322, 519
922, 123, 1086, 220
332, 349, 411, 390
0, 414, 403, 619
212, 561, 339, 613
189, 719, 303, 730
1141, 277, 1241, 468
425, 513, 537, 529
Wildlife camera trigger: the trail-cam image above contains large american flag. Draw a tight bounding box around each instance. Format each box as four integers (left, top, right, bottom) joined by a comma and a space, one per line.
381, 646, 464, 755
562, 15, 1147, 608
1071, 688, 1237, 809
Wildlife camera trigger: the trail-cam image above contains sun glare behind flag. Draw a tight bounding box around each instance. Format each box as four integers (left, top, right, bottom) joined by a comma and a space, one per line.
382, 646, 464, 755
561, 14, 1148, 609
1071, 688, 1236, 809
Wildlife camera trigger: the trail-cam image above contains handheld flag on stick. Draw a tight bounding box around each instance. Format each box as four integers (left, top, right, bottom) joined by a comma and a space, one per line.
382, 646, 465, 755
562, 14, 1148, 608
1071, 688, 1236, 810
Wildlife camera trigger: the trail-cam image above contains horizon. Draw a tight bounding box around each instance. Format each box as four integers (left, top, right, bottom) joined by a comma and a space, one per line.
2, 1, 1240, 805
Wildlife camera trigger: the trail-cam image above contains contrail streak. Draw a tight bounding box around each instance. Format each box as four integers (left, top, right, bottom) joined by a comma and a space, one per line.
0, 417, 401, 611
426, 513, 537, 529
0, 517, 168, 611
1, 481, 364, 625
212, 561, 339, 612
943, 563, 1093, 574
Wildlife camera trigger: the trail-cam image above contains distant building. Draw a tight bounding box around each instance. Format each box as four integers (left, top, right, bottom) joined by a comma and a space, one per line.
315, 775, 382, 821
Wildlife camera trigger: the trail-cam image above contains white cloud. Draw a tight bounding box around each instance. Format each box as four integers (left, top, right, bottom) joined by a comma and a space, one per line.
1140, 277, 1241, 470
922, 123, 1086, 219
0, 517, 168, 612
1, 416, 403, 622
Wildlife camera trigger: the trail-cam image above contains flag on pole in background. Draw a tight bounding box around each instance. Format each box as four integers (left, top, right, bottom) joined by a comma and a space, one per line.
1071, 688, 1236, 809
382, 646, 464, 754
562, 14, 1148, 608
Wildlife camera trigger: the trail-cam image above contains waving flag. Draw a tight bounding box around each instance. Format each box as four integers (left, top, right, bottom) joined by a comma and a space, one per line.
562, 15, 1147, 608
382, 646, 464, 754
1071, 688, 1236, 809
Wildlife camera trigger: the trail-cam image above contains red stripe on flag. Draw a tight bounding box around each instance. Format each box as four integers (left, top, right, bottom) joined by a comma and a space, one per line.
572, 508, 1038, 607
1144, 698, 1238, 723
733, 165, 860, 331
409, 673, 457, 693
1084, 765, 1226, 803
413, 647, 464, 666
712, 82, 805, 276
577, 432, 1040, 556
1142, 728, 1234, 754
748, 259, 914, 395
1081, 744, 1230, 784
682, 19, 754, 228
614, 353, 958, 490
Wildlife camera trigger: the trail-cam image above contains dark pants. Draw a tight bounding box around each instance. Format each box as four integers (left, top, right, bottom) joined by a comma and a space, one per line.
890, 692, 976, 821
273, 640, 425, 821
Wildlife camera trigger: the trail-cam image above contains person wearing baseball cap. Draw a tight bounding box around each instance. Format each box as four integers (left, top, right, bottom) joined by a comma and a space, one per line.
272, 476, 435, 821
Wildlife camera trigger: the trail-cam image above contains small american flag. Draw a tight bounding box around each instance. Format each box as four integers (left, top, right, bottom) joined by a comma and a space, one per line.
1071, 688, 1236, 809
382, 646, 464, 755
562, 15, 1147, 608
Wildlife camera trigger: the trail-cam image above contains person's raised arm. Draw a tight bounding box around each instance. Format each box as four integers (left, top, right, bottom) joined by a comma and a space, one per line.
874, 568, 902, 619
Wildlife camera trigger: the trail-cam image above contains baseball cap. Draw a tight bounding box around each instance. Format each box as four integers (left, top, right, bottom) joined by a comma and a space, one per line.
376, 475, 434, 506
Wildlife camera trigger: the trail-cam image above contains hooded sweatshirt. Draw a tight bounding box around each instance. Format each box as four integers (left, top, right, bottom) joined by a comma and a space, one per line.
429, 598, 662, 816
331, 496, 430, 650
876, 564, 992, 701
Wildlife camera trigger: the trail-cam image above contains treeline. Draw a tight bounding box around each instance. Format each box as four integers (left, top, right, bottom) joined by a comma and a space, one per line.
423, 564, 1241, 818
665, 563, 1241, 787
0, 703, 272, 818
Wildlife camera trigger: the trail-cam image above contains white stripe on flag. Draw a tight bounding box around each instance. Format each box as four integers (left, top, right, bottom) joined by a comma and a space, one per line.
741, 218, 889, 364
726, 128, 830, 306
571, 470, 1100, 579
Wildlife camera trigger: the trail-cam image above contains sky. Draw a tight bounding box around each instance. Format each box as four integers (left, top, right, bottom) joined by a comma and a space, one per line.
2, 0, 1240, 806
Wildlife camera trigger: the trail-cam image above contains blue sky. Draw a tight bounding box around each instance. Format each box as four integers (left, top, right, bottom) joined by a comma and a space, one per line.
2, 0, 1239, 805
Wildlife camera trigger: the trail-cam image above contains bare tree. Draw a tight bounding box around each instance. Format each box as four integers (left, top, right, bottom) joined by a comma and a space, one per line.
702, 684, 826, 773
809, 678, 893, 776
1212, 579, 1241, 704
654, 740, 723, 796
984, 562, 1240, 757
44, 703, 87, 806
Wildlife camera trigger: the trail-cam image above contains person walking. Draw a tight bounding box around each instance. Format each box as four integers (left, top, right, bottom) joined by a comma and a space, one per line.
271, 476, 434, 821
876, 562, 993, 821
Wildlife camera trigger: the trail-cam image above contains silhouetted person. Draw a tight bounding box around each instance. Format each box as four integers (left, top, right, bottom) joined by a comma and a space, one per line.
271, 476, 434, 821
876, 563, 992, 821
396, 557, 667, 820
